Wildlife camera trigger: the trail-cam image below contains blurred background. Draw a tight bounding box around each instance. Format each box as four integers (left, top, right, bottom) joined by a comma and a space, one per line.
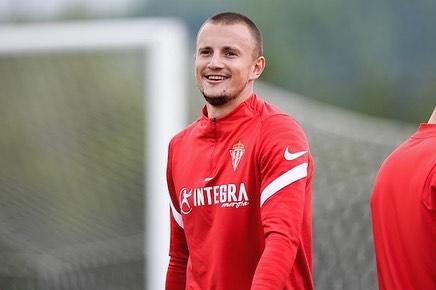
0, 0, 434, 289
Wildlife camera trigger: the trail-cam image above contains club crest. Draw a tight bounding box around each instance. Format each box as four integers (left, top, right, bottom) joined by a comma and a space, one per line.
230, 141, 245, 171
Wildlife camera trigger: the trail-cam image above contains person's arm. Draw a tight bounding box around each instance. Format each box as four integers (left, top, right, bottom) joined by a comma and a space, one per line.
166, 210, 188, 289
251, 115, 313, 290
165, 141, 189, 290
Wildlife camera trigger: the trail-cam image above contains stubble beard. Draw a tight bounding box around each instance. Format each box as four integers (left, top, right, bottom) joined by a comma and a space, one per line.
199, 77, 249, 107
202, 92, 236, 107
201, 84, 246, 107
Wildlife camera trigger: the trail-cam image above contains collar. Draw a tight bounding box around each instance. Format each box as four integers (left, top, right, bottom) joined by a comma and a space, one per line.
200, 94, 259, 122
195, 94, 262, 139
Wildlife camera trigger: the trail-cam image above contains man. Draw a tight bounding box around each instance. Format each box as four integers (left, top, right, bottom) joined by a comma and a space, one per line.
166, 12, 314, 290
370, 107, 436, 290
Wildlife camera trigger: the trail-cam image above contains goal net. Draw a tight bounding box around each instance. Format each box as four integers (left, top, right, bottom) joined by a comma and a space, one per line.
0, 19, 188, 290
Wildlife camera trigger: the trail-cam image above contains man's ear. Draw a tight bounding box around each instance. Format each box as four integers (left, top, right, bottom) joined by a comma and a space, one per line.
250, 56, 266, 80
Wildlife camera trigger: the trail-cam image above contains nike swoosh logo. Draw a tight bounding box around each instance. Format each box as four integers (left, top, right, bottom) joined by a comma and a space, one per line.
284, 147, 307, 161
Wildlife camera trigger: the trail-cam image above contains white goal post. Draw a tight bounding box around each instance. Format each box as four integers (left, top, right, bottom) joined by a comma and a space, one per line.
0, 19, 188, 290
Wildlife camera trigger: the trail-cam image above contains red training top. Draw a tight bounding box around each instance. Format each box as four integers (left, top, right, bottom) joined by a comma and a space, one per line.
370, 123, 436, 290
165, 94, 314, 290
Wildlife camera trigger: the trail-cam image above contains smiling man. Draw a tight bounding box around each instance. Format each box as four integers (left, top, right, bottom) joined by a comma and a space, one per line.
165, 12, 314, 290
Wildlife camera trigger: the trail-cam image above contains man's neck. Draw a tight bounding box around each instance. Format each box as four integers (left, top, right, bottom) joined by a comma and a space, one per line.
428, 107, 436, 124
206, 89, 253, 119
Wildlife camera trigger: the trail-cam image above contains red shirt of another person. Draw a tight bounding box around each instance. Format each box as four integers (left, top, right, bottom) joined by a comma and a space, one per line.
370, 124, 436, 290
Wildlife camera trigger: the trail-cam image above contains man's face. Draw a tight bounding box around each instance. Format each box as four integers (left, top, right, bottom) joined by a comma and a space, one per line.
195, 22, 263, 106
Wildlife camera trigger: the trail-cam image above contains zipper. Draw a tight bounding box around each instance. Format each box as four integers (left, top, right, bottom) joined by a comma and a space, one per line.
208, 117, 217, 178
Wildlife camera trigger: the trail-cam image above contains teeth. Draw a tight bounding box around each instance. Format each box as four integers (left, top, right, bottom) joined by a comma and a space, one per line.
207, 75, 226, 80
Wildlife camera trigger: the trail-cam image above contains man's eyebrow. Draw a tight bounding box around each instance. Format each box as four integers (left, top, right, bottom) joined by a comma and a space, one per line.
222, 46, 241, 53
196, 46, 242, 54
197, 46, 212, 51
223, 46, 238, 50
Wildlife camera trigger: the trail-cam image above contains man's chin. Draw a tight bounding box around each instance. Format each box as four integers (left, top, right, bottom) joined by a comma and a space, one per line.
203, 95, 230, 107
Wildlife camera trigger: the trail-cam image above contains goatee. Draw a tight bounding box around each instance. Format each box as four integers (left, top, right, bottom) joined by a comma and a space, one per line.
203, 93, 236, 107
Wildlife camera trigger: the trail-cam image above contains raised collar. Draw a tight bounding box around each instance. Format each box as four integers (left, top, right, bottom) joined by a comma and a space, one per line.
195, 94, 262, 139
200, 94, 259, 122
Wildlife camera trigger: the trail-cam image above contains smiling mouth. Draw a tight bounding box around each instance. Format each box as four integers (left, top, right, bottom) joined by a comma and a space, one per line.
205, 74, 229, 81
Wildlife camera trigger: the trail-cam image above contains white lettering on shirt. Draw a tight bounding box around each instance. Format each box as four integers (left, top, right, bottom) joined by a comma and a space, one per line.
179, 183, 249, 214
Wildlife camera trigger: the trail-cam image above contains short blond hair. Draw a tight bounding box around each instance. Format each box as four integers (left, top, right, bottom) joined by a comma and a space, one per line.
201, 12, 263, 57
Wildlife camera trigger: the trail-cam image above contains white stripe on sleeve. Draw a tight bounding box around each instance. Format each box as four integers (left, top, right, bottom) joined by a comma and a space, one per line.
169, 200, 184, 229
260, 162, 308, 207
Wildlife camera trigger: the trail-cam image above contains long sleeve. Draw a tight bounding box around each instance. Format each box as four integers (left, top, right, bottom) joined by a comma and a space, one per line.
251, 115, 313, 290
165, 141, 189, 290
165, 210, 188, 290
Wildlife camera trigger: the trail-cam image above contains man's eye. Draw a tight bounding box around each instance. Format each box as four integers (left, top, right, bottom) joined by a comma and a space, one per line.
225, 51, 237, 57
199, 50, 211, 56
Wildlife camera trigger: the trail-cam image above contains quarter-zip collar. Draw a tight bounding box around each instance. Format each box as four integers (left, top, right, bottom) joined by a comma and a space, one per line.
196, 94, 260, 139
201, 94, 258, 121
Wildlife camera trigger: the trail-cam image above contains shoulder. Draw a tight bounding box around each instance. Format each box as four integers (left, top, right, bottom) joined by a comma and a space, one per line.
257, 101, 308, 143
252, 98, 310, 156
254, 97, 306, 132
261, 113, 306, 134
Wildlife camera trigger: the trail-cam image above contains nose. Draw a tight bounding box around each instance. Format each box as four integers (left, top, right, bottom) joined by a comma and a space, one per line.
207, 54, 224, 69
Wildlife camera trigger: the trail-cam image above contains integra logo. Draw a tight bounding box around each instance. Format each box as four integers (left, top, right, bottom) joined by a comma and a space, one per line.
179, 183, 249, 214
